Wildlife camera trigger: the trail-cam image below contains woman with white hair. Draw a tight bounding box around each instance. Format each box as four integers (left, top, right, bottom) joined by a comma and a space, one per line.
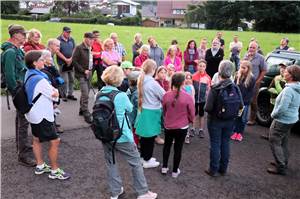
204, 60, 243, 177
132, 33, 143, 63
134, 44, 150, 68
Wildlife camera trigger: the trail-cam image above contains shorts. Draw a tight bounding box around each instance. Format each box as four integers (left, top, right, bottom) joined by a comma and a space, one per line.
195, 102, 205, 117
31, 119, 59, 142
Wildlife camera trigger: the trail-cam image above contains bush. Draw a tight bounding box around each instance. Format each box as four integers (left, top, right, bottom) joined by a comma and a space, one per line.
1, 14, 32, 20
60, 17, 97, 24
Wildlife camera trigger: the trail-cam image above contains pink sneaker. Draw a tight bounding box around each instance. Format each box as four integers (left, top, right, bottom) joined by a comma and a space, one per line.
230, 133, 238, 140
236, 133, 243, 141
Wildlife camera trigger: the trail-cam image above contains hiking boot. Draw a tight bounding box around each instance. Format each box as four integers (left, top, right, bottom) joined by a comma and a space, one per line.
48, 168, 71, 180
143, 159, 160, 169
198, 129, 204, 138
62, 98, 68, 102
35, 163, 51, 175
67, 95, 77, 101
236, 133, 243, 141
205, 169, 218, 177
18, 156, 36, 167
231, 132, 238, 140
172, 169, 181, 178
161, 167, 169, 175
111, 187, 124, 199
189, 127, 195, 137
155, 136, 164, 145
185, 135, 190, 144
267, 167, 286, 175
84, 115, 93, 124
79, 110, 83, 116
137, 191, 158, 199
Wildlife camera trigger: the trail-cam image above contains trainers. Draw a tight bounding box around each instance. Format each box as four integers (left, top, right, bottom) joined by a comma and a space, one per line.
189, 128, 195, 137
111, 187, 124, 199
155, 136, 164, 145
236, 133, 243, 141
161, 167, 169, 175
198, 129, 204, 138
230, 132, 238, 140
143, 159, 160, 169
172, 169, 181, 178
35, 163, 51, 175
185, 135, 190, 144
48, 168, 71, 180
137, 191, 158, 199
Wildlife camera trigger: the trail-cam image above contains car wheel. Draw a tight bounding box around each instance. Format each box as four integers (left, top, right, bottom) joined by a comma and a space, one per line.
256, 90, 273, 127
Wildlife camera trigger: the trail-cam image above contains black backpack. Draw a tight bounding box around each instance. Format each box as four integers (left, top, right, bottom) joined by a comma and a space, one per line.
91, 90, 129, 164
216, 84, 243, 120
13, 74, 41, 114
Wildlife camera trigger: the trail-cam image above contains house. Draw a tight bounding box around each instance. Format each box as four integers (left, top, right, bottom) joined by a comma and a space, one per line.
157, 0, 199, 27
110, 0, 140, 17
142, 18, 159, 27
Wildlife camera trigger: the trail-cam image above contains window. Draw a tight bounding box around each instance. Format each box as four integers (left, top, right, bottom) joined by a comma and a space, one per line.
172, 9, 185, 15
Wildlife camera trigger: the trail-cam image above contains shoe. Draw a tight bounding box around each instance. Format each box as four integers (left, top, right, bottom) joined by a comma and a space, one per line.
189, 128, 195, 137
172, 169, 181, 178
111, 187, 124, 199
62, 98, 68, 102
48, 168, 71, 180
79, 110, 83, 116
218, 170, 227, 176
35, 163, 51, 175
161, 167, 169, 175
143, 159, 160, 169
247, 121, 256, 126
270, 161, 277, 167
205, 169, 218, 177
260, 134, 269, 140
18, 157, 36, 167
155, 136, 164, 145
231, 132, 238, 140
236, 133, 243, 141
185, 135, 190, 144
267, 167, 286, 175
84, 115, 93, 124
56, 126, 64, 134
137, 191, 158, 199
67, 95, 77, 101
198, 129, 204, 138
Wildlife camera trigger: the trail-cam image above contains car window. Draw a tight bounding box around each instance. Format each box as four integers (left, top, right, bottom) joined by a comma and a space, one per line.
266, 56, 294, 68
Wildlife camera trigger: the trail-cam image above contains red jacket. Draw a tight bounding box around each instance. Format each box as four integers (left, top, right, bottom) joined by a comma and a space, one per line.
134, 54, 149, 68
184, 49, 199, 72
156, 79, 170, 92
23, 42, 45, 52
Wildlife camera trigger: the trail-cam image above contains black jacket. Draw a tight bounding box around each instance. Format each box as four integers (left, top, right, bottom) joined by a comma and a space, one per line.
234, 76, 256, 105
72, 42, 91, 79
205, 48, 224, 78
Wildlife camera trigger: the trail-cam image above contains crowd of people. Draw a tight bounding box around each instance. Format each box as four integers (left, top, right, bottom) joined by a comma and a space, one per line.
2, 24, 300, 199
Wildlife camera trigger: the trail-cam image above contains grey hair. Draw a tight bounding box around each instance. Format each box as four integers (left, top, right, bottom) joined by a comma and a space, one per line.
47, 38, 60, 47
218, 60, 234, 79
41, 49, 52, 58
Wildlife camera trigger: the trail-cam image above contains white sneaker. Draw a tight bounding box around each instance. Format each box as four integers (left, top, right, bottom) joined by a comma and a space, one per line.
110, 187, 124, 199
143, 159, 160, 169
172, 169, 181, 178
161, 167, 169, 174
137, 191, 158, 199
149, 157, 156, 162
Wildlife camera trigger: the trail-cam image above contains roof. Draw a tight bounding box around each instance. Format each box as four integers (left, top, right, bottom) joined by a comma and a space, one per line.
29, 7, 51, 14
157, 0, 197, 19
111, 0, 140, 6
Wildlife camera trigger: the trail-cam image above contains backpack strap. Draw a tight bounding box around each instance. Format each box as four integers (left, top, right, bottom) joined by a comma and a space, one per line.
24, 74, 42, 105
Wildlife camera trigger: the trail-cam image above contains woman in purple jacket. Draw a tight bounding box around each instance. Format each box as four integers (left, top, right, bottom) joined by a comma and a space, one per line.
161, 72, 195, 178
184, 40, 199, 74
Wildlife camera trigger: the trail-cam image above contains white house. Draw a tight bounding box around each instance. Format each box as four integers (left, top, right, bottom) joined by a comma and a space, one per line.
110, 0, 140, 17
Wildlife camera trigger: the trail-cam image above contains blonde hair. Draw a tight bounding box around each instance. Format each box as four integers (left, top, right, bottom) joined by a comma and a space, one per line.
103, 38, 114, 50
139, 44, 150, 54
137, 59, 157, 109
167, 45, 177, 56
134, 33, 142, 41
27, 28, 42, 43
101, 65, 124, 87
236, 60, 254, 88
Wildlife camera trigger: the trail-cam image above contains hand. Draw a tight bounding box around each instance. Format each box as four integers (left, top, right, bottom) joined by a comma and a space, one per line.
85, 70, 90, 76
52, 90, 59, 98
66, 58, 72, 66
255, 81, 261, 88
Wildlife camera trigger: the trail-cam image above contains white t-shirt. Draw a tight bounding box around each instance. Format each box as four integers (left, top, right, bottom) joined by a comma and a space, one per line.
229, 41, 243, 56
25, 79, 59, 124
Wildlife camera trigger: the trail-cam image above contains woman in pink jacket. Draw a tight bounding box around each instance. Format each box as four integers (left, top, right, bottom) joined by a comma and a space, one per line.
164, 45, 182, 72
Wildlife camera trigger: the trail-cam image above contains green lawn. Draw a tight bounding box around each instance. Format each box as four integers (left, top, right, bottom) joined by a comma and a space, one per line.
1, 19, 300, 61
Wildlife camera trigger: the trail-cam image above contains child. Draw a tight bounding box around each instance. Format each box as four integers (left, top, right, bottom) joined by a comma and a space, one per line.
156, 66, 170, 92
192, 59, 211, 138
24, 50, 70, 180
166, 64, 176, 82
162, 72, 195, 178
232, 60, 256, 141
118, 61, 135, 92
126, 71, 140, 145
183, 72, 195, 144
135, 59, 165, 169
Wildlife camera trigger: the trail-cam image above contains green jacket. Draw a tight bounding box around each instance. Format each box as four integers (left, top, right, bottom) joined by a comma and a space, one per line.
1, 42, 27, 94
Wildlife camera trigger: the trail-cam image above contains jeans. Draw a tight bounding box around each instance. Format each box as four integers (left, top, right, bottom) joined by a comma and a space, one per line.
234, 105, 249, 134
207, 119, 235, 173
269, 120, 293, 171
60, 70, 74, 97
140, 136, 156, 161
230, 54, 240, 71
102, 142, 149, 197
163, 128, 187, 172
16, 110, 33, 159
79, 77, 90, 114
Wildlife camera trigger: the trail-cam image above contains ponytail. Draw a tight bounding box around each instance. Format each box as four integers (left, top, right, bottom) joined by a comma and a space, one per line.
137, 71, 145, 111
171, 72, 186, 107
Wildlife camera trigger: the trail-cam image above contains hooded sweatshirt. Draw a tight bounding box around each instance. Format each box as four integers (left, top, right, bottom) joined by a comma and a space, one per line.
1, 42, 27, 94
271, 82, 300, 124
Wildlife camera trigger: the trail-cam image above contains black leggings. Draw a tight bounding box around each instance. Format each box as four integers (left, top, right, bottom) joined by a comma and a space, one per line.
163, 128, 187, 172
140, 136, 156, 161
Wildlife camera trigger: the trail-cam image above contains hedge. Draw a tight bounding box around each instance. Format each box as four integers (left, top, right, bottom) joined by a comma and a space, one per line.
1, 14, 50, 21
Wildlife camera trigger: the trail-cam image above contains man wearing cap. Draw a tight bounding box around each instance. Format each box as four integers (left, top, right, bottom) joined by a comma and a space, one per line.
118, 61, 135, 92
1, 24, 36, 166
57, 26, 77, 101
276, 38, 289, 50
72, 32, 95, 124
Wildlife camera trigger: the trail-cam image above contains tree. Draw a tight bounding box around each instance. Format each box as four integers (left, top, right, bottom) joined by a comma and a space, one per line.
1, 1, 19, 14
52, 0, 90, 16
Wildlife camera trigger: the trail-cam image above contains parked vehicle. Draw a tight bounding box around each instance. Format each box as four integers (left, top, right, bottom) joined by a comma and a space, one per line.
256, 50, 300, 133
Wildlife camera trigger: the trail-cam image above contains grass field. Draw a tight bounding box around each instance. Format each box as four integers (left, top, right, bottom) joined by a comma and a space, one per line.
1, 19, 300, 61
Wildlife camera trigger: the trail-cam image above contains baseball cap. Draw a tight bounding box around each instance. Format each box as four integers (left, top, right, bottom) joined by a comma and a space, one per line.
84, 32, 95, 39
279, 62, 288, 68
63, 26, 72, 32
8, 24, 27, 36
121, 61, 135, 69
128, 71, 140, 81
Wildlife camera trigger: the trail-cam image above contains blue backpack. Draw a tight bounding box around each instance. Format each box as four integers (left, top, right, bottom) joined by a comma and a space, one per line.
216, 84, 243, 120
